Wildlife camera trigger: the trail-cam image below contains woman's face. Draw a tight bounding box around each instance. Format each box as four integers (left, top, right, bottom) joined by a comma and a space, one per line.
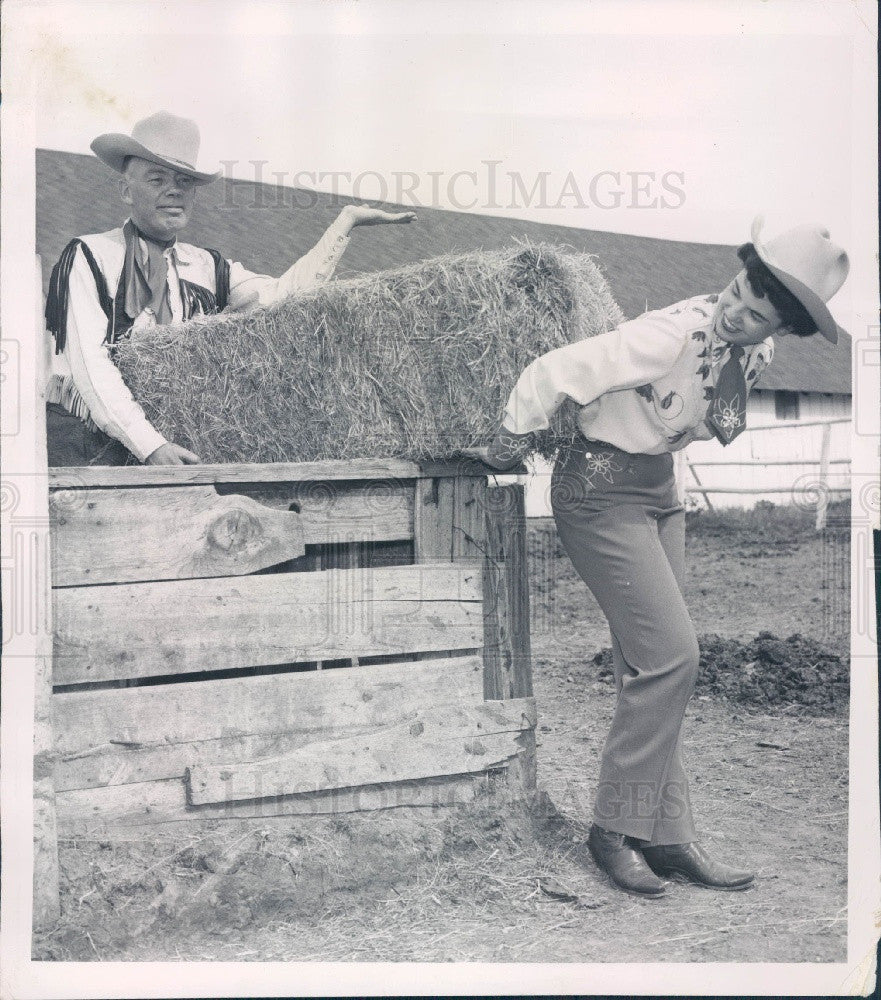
713, 269, 789, 346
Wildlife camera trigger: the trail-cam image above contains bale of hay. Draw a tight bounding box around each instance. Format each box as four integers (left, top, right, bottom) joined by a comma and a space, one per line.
115, 242, 624, 463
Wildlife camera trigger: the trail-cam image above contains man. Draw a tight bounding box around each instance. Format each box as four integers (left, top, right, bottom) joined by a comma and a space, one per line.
470, 219, 849, 896
45, 111, 415, 466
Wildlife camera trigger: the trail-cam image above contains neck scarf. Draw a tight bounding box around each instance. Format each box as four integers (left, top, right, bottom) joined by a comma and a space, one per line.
705, 344, 747, 445
122, 219, 174, 326
46, 227, 232, 354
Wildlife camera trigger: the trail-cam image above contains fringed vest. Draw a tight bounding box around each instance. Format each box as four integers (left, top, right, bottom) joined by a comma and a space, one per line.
45, 237, 231, 356
44, 232, 231, 431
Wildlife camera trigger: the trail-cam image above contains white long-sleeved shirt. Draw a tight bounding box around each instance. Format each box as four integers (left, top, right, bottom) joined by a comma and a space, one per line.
502, 294, 774, 454
46, 217, 351, 461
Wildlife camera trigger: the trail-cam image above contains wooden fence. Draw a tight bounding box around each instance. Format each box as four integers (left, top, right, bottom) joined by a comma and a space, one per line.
36, 457, 536, 928
679, 417, 851, 528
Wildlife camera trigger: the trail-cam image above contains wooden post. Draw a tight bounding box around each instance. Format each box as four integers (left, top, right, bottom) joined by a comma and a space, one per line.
318, 533, 361, 669
33, 255, 60, 929
482, 484, 533, 701
815, 422, 832, 531
482, 483, 535, 798
686, 459, 715, 512
413, 477, 455, 562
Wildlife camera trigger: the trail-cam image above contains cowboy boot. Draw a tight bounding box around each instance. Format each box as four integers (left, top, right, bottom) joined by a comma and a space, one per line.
587, 825, 668, 898
642, 842, 755, 890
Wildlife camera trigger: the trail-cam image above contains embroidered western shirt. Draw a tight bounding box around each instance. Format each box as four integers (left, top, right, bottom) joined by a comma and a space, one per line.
47, 217, 351, 462
502, 294, 774, 454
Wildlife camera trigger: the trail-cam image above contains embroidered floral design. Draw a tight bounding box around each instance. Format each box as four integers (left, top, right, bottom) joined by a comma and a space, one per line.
580, 449, 625, 490
634, 383, 684, 421
494, 431, 532, 461
712, 394, 744, 432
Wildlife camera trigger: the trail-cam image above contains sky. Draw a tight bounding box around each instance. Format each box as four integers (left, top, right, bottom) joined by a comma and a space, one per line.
16, 0, 878, 321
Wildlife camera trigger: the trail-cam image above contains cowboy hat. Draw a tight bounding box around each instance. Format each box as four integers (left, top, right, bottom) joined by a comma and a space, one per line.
90, 111, 221, 185
750, 216, 849, 344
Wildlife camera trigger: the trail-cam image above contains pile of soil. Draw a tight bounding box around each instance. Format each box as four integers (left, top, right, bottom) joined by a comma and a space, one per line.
592, 632, 848, 715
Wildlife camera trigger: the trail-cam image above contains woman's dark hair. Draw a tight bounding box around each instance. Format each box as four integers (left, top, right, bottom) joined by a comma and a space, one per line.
736, 242, 817, 337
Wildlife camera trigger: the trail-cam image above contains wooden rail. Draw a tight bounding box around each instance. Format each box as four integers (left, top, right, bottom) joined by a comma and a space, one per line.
681, 416, 850, 528
688, 459, 850, 467
48, 456, 524, 489
746, 417, 850, 432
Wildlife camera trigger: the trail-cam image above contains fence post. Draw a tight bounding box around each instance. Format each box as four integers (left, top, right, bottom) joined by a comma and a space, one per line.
815, 422, 832, 530
686, 458, 715, 511
482, 483, 536, 798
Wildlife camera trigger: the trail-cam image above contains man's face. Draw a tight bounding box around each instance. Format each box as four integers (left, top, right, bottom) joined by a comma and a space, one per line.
119, 157, 197, 241
712, 269, 789, 346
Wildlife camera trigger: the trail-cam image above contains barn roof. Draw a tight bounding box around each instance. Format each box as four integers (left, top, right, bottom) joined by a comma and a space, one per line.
36, 149, 852, 395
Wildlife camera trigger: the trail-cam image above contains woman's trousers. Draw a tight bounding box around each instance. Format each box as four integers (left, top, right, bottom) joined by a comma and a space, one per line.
551, 439, 699, 845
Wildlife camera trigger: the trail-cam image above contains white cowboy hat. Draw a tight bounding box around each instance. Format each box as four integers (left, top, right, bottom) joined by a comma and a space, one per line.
750, 216, 849, 344
90, 111, 221, 185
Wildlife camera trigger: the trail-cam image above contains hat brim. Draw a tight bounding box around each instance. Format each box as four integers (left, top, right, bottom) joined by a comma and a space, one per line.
91, 134, 220, 185
750, 216, 841, 344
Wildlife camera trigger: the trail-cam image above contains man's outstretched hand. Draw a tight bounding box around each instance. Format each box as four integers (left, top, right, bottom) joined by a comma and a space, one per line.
341, 205, 417, 228
145, 442, 201, 465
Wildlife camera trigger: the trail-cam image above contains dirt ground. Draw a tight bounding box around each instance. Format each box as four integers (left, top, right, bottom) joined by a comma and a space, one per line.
34, 505, 850, 964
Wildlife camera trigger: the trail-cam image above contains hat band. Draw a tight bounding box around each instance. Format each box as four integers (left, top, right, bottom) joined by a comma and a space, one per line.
149, 151, 198, 171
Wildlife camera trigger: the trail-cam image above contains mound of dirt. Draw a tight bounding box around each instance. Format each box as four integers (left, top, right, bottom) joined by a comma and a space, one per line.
592, 632, 848, 715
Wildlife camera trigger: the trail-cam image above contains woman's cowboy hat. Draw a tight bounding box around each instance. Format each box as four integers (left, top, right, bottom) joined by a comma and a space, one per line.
750, 216, 849, 344
91, 111, 221, 185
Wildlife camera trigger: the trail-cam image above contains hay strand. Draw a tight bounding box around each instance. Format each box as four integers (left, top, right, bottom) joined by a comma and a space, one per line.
115, 242, 623, 463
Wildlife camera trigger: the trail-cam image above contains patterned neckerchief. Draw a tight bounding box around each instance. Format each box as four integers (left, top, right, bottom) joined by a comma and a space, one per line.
632, 294, 774, 447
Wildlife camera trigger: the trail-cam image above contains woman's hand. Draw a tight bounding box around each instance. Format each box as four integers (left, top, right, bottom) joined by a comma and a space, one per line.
459, 446, 492, 464
339, 205, 417, 229
458, 445, 516, 472
458, 428, 533, 471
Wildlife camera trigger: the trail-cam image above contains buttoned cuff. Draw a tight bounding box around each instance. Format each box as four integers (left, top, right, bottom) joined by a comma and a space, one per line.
314, 220, 351, 279
125, 421, 168, 464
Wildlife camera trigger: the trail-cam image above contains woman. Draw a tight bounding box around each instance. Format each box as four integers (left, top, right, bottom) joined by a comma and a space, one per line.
473, 218, 849, 897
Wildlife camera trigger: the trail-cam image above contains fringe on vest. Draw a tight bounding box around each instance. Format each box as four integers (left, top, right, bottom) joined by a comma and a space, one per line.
45, 240, 111, 354
44, 234, 232, 424
45, 373, 101, 433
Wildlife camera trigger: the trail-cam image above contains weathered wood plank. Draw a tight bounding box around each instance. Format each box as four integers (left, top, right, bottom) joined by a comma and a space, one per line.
51, 480, 414, 586
453, 476, 487, 561
483, 485, 533, 701
54, 655, 485, 791
187, 698, 537, 804
50, 486, 305, 586
218, 481, 413, 545
413, 477, 454, 562
47, 457, 516, 490
55, 772, 489, 835
316, 534, 363, 668
53, 562, 484, 685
